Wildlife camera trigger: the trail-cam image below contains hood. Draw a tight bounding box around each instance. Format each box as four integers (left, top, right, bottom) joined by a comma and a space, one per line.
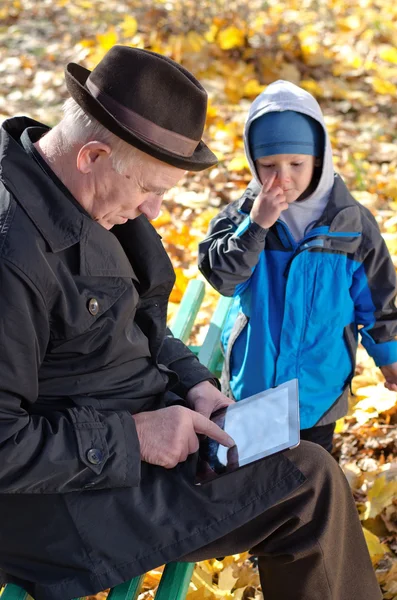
244, 80, 335, 238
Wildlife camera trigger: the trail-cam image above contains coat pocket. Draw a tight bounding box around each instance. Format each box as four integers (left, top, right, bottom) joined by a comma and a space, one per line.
221, 312, 249, 399
343, 322, 357, 387
49, 276, 134, 346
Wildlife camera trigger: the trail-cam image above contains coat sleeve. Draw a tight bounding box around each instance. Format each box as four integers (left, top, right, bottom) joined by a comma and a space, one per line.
0, 259, 141, 493
351, 220, 397, 366
158, 328, 219, 397
198, 182, 268, 296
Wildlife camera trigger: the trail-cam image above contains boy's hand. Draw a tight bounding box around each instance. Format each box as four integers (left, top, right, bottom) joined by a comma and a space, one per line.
380, 362, 397, 391
250, 172, 289, 229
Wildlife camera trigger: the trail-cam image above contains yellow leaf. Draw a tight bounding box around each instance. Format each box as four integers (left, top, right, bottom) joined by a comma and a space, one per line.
384, 181, 397, 200
228, 155, 249, 172
367, 476, 397, 519
169, 268, 190, 303
76, 0, 93, 8
217, 565, 238, 591
212, 149, 225, 161
121, 15, 138, 38
206, 101, 218, 121
341, 462, 362, 489
362, 527, 389, 564
205, 24, 219, 44
353, 384, 397, 419
217, 26, 245, 50
186, 586, 215, 600
300, 79, 324, 97
382, 562, 397, 595
186, 31, 205, 53
371, 77, 397, 95
96, 27, 118, 51
166, 302, 179, 325
278, 63, 301, 84
298, 29, 325, 66
191, 564, 214, 589
212, 559, 224, 573
142, 568, 163, 589
334, 418, 345, 434
337, 15, 362, 31
152, 208, 172, 227
243, 79, 263, 98
379, 46, 397, 65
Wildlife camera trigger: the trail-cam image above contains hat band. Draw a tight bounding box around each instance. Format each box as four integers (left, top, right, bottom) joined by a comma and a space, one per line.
86, 78, 200, 158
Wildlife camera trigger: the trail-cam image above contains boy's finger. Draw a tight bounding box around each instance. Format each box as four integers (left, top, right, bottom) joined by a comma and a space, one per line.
261, 171, 277, 194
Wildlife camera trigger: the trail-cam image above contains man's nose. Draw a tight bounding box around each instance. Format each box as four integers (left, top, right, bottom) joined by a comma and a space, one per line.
140, 195, 163, 221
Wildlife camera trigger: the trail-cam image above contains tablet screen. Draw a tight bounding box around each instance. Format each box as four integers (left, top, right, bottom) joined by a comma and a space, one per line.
195, 379, 300, 484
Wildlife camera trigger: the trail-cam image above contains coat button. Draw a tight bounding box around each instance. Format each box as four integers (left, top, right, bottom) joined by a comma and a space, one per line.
86, 448, 103, 465
88, 298, 99, 315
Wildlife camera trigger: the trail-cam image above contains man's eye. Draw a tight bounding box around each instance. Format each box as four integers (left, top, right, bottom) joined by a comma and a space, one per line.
261, 164, 273, 168
292, 163, 303, 167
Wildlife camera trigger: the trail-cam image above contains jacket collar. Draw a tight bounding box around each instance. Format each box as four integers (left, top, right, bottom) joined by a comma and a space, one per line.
0, 117, 136, 279
316, 175, 362, 232
315, 175, 363, 253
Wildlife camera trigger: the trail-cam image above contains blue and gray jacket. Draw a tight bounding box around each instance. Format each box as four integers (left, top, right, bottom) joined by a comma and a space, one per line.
199, 83, 397, 429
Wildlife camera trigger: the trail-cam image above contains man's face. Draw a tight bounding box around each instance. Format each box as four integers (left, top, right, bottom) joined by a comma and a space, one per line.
88, 151, 187, 229
255, 153, 316, 203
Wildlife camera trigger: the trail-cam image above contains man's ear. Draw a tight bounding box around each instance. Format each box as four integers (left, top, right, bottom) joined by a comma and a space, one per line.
77, 141, 111, 174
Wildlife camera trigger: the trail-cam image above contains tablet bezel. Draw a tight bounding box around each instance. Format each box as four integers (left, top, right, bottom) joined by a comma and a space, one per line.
195, 379, 300, 485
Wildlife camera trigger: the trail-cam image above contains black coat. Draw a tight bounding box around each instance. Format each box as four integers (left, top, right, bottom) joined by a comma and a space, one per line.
0, 118, 304, 600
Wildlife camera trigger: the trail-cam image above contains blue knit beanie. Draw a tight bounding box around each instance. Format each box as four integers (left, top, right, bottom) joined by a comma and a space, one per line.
249, 110, 324, 161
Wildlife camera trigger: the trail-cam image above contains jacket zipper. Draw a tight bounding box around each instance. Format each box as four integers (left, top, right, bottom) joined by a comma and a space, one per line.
275, 221, 361, 385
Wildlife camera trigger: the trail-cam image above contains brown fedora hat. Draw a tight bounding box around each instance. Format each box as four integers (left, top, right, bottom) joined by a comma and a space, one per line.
65, 45, 218, 171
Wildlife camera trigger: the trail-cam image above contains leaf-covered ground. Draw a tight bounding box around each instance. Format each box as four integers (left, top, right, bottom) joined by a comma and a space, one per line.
1, 0, 396, 597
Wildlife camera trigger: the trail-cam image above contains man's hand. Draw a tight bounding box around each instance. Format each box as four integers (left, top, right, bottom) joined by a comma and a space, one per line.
250, 172, 288, 229
380, 362, 397, 391
186, 380, 235, 419
132, 405, 235, 469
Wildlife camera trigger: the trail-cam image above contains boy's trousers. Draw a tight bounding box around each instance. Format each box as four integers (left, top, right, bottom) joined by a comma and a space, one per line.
181, 441, 382, 600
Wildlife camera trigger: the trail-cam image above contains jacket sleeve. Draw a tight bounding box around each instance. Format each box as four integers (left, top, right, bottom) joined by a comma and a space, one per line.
0, 259, 141, 494
351, 220, 397, 366
158, 328, 219, 397
198, 181, 268, 296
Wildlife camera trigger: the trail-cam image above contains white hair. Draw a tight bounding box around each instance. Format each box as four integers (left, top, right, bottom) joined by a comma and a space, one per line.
56, 98, 140, 174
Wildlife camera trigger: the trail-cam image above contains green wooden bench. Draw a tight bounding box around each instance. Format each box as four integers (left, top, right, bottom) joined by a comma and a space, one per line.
1, 280, 233, 600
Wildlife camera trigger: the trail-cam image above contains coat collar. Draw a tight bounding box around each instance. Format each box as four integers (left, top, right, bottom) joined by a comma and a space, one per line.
316, 174, 362, 233
315, 175, 363, 253
0, 117, 137, 279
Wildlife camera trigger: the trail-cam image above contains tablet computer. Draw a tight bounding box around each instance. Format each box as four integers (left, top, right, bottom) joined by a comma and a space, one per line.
195, 379, 300, 485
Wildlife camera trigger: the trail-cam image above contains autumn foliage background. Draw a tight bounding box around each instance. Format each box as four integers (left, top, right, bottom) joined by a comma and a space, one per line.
1, 0, 397, 597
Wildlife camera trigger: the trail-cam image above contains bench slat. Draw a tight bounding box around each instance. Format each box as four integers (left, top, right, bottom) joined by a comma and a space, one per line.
197, 295, 232, 376
154, 563, 195, 600
1, 583, 29, 599
106, 574, 144, 600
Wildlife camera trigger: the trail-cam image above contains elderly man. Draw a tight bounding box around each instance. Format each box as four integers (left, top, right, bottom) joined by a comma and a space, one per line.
0, 45, 381, 600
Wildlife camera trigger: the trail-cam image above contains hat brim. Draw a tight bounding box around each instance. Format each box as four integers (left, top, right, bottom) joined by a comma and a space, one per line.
65, 63, 218, 172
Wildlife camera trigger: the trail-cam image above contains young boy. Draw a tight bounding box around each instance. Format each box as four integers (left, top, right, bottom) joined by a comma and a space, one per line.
199, 80, 397, 452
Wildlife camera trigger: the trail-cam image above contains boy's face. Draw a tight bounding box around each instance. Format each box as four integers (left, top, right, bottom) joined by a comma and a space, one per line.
255, 153, 316, 203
